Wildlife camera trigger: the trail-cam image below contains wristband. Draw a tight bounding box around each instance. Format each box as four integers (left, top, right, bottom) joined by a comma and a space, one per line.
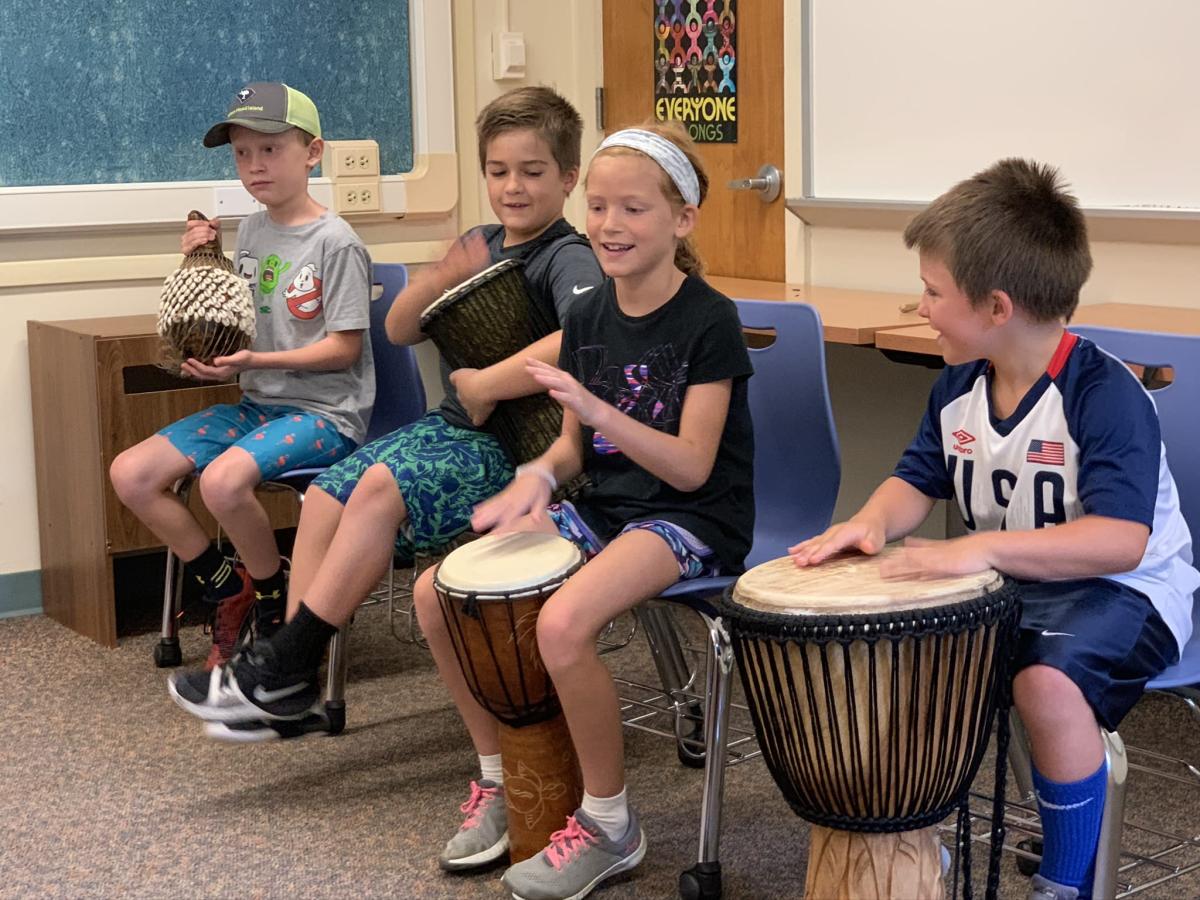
516, 462, 558, 492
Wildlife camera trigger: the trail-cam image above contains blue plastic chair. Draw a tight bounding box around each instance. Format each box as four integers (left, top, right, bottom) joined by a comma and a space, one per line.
1005, 325, 1200, 898
153, 263, 426, 706
629, 299, 841, 899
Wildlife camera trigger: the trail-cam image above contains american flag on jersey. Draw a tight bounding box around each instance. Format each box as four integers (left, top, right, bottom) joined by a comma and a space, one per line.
1027, 439, 1065, 466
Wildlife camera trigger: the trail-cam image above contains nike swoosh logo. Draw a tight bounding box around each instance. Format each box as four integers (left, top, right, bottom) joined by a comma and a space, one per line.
572, 284, 595, 295
1040, 630, 1075, 638
1035, 792, 1093, 811
253, 681, 310, 704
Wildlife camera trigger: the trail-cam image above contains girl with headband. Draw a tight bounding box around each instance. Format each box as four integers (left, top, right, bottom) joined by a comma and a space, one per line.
414, 123, 755, 898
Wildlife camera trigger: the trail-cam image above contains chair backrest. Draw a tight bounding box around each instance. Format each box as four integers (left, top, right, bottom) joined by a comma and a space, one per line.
735, 299, 842, 568
365, 263, 426, 443
1070, 325, 1200, 610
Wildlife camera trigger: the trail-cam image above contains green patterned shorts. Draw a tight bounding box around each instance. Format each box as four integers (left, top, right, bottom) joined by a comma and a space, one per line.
311, 412, 514, 556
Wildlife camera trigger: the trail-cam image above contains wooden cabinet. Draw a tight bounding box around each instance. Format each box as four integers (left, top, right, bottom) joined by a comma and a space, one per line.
28, 316, 296, 647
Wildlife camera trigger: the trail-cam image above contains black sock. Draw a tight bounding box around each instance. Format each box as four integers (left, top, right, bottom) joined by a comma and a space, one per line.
185, 545, 242, 603
265, 602, 337, 672
252, 568, 287, 628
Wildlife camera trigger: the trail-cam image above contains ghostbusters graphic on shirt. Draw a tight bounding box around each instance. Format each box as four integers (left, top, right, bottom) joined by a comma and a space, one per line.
237, 251, 322, 320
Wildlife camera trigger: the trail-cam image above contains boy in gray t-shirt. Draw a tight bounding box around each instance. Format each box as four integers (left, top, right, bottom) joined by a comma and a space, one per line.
111, 82, 372, 670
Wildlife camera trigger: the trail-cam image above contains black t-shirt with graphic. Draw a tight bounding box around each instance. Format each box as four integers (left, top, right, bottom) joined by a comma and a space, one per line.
560, 274, 755, 572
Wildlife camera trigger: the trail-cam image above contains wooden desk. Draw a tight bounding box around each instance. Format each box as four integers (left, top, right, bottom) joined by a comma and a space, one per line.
873, 303, 1200, 356
28, 315, 297, 647
707, 276, 924, 345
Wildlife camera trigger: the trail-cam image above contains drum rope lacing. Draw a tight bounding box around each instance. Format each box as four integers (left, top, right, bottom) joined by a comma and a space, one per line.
720, 582, 1021, 899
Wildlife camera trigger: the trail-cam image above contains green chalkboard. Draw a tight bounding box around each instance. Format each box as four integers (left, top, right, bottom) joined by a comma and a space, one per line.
0, 1, 412, 187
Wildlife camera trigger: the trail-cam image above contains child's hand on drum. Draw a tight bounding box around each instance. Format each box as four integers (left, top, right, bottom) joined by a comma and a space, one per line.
437, 230, 491, 292
181, 216, 221, 255
878, 535, 993, 580
789, 519, 885, 567
526, 359, 606, 427
472, 470, 554, 534
449, 367, 497, 426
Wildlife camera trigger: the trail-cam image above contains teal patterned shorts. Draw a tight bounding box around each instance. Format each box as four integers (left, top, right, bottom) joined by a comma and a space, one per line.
311, 412, 514, 556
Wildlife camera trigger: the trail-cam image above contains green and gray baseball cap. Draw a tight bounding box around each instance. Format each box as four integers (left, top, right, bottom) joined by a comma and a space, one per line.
203, 82, 322, 147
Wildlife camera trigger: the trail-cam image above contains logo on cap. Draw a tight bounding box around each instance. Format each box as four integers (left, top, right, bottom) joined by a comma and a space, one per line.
237, 88, 254, 101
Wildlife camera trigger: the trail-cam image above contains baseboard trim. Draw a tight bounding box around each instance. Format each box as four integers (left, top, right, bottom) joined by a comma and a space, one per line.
0, 570, 43, 618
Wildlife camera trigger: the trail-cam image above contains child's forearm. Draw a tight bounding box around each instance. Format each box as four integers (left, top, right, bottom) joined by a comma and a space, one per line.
384, 266, 447, 346
855, 477, 939, 541
971, 515, 1150, 580
589, 381, 729, 493
472, 333, 563, 403
246, 331, 362, 371
537, 410, 586, 486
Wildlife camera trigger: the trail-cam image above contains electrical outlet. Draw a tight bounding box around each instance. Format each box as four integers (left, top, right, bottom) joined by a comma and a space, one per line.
322, 140, 380, 178
334, 178, 381, 214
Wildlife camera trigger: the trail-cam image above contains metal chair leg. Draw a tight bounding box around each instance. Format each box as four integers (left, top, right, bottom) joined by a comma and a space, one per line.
1091, 729, 1129, 900
1008, 710, 1036, 803
634, 605, 706, 766
153, 478, 191, 667
324, 622, 352, 735
678, 612, 733, 900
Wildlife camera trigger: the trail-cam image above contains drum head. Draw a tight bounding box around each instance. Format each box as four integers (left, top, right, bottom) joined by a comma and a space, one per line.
436, 531, 583, 595
419, 257, 523, 323
732, 549, 1002, 615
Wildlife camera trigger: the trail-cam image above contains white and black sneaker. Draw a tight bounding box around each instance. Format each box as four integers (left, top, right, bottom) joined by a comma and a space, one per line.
203, 712, 330, 743
168, 642, 319, 724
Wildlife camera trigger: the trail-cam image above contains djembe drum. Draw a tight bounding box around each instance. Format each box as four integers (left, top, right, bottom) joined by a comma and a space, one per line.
720, 550, 1020, 900
157, 210, 256, 374
435, 531, 585, 862
420, 258, 564, 466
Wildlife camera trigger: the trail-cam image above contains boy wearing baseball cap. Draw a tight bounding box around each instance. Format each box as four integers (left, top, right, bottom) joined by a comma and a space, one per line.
111, 82, 374, 670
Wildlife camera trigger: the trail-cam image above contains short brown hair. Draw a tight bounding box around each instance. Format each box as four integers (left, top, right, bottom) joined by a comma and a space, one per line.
475, 86, 583, 175
590, 120, 710, 277
903, 158, 1093, 322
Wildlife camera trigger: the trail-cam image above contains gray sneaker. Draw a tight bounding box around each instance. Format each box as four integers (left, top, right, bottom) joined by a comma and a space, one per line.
501, 808, 646, 900
439, 780, 509, 871
1028, 874, 1080, 900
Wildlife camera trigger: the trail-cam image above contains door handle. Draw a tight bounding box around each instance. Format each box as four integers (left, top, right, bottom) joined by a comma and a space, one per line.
728, 164, 781, 203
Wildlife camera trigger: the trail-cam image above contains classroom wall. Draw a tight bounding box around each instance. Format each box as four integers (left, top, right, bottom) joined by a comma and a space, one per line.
8, 1, 1200, 608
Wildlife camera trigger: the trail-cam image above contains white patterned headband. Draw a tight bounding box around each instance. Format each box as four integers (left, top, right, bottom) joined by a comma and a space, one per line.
593, 128, 700, 207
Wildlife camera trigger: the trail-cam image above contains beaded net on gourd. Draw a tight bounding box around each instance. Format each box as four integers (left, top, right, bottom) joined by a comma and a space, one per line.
157, 210, 256, 374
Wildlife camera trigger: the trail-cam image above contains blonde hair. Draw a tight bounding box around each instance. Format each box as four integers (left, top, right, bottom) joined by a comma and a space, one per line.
590, 121, 709, 277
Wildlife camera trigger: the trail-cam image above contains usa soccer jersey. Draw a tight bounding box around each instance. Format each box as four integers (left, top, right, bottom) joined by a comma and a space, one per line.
895, 331, 1198, 652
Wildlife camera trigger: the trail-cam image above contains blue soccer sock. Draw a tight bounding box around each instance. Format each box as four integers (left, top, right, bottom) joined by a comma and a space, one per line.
1032, 760, 1108, 897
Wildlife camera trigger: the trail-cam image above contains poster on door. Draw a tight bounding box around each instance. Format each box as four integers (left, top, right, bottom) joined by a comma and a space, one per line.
652, 1, 737, 143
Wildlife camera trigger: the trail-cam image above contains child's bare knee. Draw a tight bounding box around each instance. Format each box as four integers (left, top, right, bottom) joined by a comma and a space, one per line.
198, 458, 255, 515
1014, 664, 1082, 720
347, 464, 404, 512
110, 447, 168, 505
412, 568, 443, 630
536, 605, 589, 674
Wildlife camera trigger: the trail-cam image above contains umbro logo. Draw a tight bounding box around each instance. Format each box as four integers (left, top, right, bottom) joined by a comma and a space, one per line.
237, 88, 255, 101
572, 284, 596, 295
952, 428, 975, 455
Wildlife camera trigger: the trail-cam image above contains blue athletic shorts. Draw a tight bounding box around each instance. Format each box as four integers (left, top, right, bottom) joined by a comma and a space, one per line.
311, 411, 514, 556
158, 399, 355, 480
1014, 578, 1179, 731
546, 500, 722, 581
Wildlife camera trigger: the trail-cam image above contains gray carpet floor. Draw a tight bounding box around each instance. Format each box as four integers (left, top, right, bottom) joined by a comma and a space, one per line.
2, 596, 1199, 899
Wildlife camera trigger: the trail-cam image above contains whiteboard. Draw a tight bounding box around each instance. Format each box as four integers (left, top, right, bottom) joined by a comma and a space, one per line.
805, 0, 1200, 211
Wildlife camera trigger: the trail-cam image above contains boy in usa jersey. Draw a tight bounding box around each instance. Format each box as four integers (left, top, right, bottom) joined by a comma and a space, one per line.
791, 159, 1198, 900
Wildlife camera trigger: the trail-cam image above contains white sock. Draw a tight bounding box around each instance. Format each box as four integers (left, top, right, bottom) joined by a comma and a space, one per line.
581, 788, 629, 840
479, 753, 504, 786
